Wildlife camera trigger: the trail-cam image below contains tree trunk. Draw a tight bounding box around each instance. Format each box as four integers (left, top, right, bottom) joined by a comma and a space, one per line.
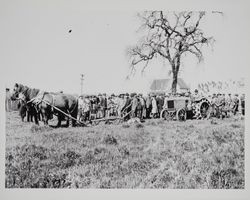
172, 71, 178, 94
171, 56, 180, 95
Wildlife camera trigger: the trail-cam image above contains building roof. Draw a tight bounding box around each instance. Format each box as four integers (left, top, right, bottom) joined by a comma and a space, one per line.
150, 78, 190, 92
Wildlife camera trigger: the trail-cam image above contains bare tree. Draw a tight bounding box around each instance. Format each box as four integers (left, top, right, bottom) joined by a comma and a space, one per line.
127, 11, 215, 94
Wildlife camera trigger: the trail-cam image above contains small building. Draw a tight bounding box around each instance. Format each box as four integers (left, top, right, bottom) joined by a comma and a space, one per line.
150, 78, 190, 94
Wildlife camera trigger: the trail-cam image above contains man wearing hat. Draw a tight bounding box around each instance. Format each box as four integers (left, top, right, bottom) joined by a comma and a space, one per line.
193, 89, 201, 102
232, 94, 239, 115
82, 95, 91, 121
156, 94, 164, 118
192, 89, 202, 118
145, 93, 152, 119
138, 94, 146, 119
116, 94, 124, 117
151, 94, 158, 118
131, 94, 138, 118
225, 93, 232, 115
122, 93, 132, 120
99, 93, 107, 118
77, 95, 84, 121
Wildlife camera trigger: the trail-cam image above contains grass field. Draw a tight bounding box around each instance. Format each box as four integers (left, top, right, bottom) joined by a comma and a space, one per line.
5, 111, 245, 188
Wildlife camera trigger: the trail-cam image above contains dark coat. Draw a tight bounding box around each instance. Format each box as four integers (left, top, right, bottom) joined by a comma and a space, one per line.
156, 96, 164, 111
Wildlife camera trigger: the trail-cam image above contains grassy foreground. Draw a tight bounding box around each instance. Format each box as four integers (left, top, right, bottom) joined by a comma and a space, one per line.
5, 111, 244, 188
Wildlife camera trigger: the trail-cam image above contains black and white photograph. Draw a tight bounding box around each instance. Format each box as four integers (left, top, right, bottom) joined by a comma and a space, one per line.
0, 0, 250, 199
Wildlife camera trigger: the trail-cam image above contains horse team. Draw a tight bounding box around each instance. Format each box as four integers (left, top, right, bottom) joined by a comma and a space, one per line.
11, 83, 78, 127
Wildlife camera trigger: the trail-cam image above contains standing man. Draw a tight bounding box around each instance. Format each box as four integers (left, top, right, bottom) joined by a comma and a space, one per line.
193, 89, 201, 101
131, 94, 138, 118
145, 94, 152, 119
233, 94, 239, 115
240, 94, 245, 116
225, 93, 232, 115
97, 94, 102, 118
82, 95, 91, 121
101, 93, 108, 118
77, 95, 84, 121
138, 94, 146, 119
156, 94, 164, 118
192, 89, 201, 118
151, 94, 158, 118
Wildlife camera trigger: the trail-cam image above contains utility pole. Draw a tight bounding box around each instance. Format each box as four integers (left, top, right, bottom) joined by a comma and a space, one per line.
80, 74, 84, 95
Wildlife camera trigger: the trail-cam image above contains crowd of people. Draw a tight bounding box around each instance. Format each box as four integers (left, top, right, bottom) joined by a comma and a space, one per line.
7, 87, 244, 124
77, 89, 245, 122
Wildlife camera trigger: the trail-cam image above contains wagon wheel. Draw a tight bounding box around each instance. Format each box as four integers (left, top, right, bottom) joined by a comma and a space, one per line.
161, 109, 171, 120
199, 100, 211, 119
176, 108, 186, 121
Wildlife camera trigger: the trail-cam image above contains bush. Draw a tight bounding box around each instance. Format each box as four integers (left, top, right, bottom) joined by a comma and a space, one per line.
56, 150, 82, 169
135, 123, 144, 129
103, 134, 118, 145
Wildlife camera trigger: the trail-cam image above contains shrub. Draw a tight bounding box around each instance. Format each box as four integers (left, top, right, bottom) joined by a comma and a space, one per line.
135, 123, 144, 129
57, 150, 82, 169
103, 134, 118, 145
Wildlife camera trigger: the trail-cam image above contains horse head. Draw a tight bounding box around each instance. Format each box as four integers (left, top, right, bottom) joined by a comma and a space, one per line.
11, 83, 26, 100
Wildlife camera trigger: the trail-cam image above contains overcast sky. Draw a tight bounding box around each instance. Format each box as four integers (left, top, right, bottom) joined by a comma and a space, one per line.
0, 1, 249, 95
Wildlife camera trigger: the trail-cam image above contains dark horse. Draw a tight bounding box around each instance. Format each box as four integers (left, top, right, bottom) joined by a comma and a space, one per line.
11, 83, 40, 124
11, 83, 78, 127
34, 92, 78, 127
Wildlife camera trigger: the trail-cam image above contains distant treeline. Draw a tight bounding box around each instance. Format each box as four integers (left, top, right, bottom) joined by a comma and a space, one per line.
197, 79, 244, 95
